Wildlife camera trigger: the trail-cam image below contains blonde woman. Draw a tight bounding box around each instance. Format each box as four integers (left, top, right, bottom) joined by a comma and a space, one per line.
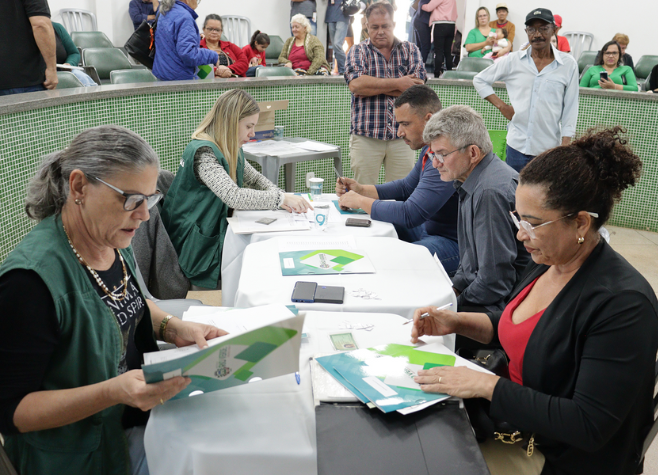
161, 89, 311, 289
464, 6, 498, 58
279, 14, 330, 75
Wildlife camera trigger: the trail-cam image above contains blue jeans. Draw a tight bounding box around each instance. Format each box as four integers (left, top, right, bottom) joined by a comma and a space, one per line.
291, 19, 317, 37
246, 66, 263, 77
395, 223, 460, 276
0, 84, 45, 96
125, 426, 150, 475
327, 21, 349, 74
505, 145, 535, 173
69, 69, 98, 86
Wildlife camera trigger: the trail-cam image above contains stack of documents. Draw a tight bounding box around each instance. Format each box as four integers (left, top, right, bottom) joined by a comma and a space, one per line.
314, 342, 492, 414
277, 235, 376, 276
243, 140, 338, 156
227, 209, 312, 234
142, 304, 304, 400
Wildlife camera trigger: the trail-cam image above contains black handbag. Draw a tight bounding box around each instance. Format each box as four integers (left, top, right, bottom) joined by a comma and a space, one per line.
457, 348, 534, 452
341, 0, 362, 16
124, 14, 158, 69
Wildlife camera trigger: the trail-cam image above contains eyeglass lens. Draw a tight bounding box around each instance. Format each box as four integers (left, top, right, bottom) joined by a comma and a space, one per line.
124, 193, 162, 211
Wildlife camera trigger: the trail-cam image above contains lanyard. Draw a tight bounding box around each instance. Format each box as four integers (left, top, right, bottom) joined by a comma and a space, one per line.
421, 148, 432, 174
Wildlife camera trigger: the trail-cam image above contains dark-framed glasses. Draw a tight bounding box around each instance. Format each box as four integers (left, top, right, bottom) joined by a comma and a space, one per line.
510, 210, 599, 239
205, 27, 222, 33
88, 175, 163, 211
427, 145, 473, 164
526, 26, 552, 35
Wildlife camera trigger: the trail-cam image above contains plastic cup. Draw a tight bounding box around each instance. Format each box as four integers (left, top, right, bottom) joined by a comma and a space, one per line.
273, 125, 285, 141
314, 204, 330, 231
309, 177, 324, 201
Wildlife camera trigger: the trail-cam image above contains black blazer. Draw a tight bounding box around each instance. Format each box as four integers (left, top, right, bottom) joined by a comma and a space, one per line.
487, 239, 658, 475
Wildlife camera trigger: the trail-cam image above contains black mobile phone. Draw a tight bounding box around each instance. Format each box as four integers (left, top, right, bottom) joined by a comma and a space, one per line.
314, 285, 345, 304
345, 218, 371, 227
600, 71, 609, 81
291, 281, 317, 303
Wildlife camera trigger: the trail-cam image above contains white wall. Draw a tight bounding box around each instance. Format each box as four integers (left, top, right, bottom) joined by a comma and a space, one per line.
463, 1, 652, 60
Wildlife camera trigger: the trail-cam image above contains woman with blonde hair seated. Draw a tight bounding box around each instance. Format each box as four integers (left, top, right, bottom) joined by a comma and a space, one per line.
161, 89, 311, 289
279, 14, 330, 76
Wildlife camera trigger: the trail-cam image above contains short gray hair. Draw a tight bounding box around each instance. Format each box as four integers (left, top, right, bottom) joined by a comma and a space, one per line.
291, 14, 312, 34
422, 105, 493, 155
25, 125, 160, 221
159, 0, 175, 14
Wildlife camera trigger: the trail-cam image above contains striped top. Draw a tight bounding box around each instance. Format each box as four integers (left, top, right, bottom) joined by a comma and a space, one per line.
345, 38, 426, 141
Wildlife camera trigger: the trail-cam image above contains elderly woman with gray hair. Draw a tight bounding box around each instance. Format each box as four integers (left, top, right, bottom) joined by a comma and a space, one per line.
152, 0, 220, 81
279, 13, 330, 75
0, 125, 225, 475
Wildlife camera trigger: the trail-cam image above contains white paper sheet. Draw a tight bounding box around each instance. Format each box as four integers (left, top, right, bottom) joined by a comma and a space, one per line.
292, 141, 339, 152
228, 210, 311, 234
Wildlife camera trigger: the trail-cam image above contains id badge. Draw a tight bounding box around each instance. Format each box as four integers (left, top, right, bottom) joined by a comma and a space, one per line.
312, 12, 317, 22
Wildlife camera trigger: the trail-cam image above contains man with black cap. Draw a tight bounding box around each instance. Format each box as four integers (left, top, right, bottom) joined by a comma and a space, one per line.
473, 7, 578, 173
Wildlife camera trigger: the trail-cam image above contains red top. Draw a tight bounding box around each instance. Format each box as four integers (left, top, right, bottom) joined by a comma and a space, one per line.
557, 35, 571, 53
289, 44, 311, 71
200, 38, 249, 77
498, 277, 545, 385
241, 44, 267, 67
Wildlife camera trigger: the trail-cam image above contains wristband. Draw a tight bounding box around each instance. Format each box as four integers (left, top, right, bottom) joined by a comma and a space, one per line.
159, 314, 174, 342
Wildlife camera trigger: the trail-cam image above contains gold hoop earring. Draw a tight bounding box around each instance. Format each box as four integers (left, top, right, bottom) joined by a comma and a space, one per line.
578, 236, 584, 244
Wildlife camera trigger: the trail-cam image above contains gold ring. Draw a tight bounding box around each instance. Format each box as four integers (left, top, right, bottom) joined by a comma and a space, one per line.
439, 377, 442, 384
160, 399, 164, 405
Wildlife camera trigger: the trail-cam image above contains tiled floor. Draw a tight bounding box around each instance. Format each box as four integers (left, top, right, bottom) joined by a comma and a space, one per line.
186, 225, 658, 471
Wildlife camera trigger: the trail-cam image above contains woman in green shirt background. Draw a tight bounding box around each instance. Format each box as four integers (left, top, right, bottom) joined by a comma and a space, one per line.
464, 6, 497, 58
579, 40, 638, 92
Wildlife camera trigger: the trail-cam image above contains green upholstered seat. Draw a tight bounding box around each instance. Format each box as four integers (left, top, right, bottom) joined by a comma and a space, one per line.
457, 57, 494, 73
56, 71, 84, 89
82, 48, 132, 80
265, 35, 285, 64
70, 31, 114, 49
110, 69, 158, 84
255, 67, 297, 77
577, 51, 599, 74
441, 70, 477, 80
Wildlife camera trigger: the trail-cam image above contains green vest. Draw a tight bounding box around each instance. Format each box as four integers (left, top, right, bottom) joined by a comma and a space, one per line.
161, 140, 244, 288
1, 215, 158, 475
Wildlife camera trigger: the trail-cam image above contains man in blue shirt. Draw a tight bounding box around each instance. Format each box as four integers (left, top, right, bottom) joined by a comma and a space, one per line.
336, 85, 460, 275
129, 0, 159, 30
473, 7, 578, 173
324, 0, 350, 74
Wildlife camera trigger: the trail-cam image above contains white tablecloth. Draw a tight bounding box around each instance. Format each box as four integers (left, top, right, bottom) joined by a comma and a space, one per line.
144, 311, 451, 475
221, 195, 397, 306
234, 236, 455, 320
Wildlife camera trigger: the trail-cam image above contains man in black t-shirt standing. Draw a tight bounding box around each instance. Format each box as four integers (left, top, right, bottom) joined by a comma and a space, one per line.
0, 0, 58, 96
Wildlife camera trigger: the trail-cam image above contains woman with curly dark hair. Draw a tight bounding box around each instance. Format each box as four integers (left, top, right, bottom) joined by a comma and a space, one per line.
411, 127, 658, 475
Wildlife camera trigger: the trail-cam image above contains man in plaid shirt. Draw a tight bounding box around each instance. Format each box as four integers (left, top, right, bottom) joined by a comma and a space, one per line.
345, 2, 427, 184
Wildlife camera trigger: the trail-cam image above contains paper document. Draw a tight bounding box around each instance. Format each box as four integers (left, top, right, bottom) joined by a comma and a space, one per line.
316, 343, 491, 414
242, 141, 300, 156
292, 141, 338, 152
57, 63, 84, 71
279, 249, 375, 276
143, 305, 305, 400
228, 210, 311, 234
310, 355, 360, 404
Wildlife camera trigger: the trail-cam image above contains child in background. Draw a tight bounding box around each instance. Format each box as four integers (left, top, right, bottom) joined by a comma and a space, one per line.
242, 31, 271, 77
483, 28, 509, 60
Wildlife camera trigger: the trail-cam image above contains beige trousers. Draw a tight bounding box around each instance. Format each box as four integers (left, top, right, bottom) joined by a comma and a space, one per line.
479, 438, 546, 475
349, 134, 416, 185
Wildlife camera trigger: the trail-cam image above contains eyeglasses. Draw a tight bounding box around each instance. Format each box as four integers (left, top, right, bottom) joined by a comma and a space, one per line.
603, 51, 619, 56
525, 26, 552, 35
427, 145, 472, 164
88, 175, 163, 211
205, 27, 222, 33
510, 210, 599, 239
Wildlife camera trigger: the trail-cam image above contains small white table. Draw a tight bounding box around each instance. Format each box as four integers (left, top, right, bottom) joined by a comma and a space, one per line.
233, 236, 455, 320
243, 137, 342, 192
144, 311, 453, 475
221, 196, 397, 306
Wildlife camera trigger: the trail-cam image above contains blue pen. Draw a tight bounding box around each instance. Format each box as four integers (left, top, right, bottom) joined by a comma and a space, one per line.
295, 372, 301, 385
